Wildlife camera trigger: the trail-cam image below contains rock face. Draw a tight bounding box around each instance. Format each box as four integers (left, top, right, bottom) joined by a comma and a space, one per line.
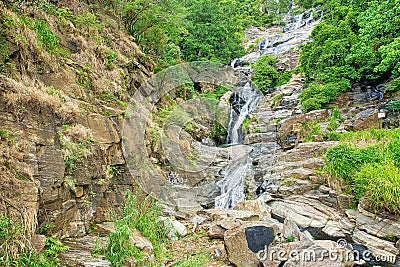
344, 108, 382, 131
0, 1, 151, 241
224, 222, 276, 267
277, 110, 330, 149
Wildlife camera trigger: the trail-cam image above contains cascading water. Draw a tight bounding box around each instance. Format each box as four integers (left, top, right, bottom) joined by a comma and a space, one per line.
214, 8, 320, 209
226, 82, 263, 144
215, 80, 262, 209
214, 158, 252, 209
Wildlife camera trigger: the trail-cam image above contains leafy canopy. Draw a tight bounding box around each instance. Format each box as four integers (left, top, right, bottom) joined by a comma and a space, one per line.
299, 0, 400, 110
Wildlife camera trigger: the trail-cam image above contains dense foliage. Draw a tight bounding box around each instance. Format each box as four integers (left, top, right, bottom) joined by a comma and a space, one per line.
253, 55, 292, 93
253, 55, 281, 92
299, 0, 400, 111
97, 0, 293, 66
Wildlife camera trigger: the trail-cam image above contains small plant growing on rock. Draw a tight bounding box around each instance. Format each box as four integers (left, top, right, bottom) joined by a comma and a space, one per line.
33, 19, 59, 52
107, 165, 124, 179
104, 189, 169, 266
287, 235, 295, 242
105, 50, 118, 69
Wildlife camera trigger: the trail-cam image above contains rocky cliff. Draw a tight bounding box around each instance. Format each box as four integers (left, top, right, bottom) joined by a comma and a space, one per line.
0, 0, 152, 242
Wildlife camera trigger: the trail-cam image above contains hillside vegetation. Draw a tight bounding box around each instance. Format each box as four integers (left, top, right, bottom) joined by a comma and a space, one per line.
297, 0, 400, 110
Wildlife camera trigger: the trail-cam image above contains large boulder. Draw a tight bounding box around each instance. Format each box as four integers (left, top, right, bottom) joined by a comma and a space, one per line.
224, 222, 277, 267
277, 110, 329, 149
346, 207, 400, 239
344, 108, 382, 131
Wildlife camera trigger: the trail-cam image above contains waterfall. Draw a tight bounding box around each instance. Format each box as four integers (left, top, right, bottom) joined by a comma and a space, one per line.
215, 83, 261, 209
216, 80, 261, 209
215, 158, 252, 209
214, 8, 319, 209
226, 82, 263, 144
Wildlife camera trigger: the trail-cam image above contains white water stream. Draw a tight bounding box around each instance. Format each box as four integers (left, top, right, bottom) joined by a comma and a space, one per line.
215, 9, 320, 209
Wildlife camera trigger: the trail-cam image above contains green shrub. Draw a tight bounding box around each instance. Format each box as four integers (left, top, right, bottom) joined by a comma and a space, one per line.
33, 19, 59, 52
299, 82, 343, 112
355, 161, 400, 214
105, 190, 169, 266
387, 78, 400, 91
386, 100, 400, 111
253, 55, 281, 93
298, 0, 400, 110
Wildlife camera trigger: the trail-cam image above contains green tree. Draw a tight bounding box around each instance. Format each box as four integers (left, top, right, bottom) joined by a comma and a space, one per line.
253, 55, 280, 92
179, 0, 246, 63
101, 0, 186, 64
298, 0, 400, 111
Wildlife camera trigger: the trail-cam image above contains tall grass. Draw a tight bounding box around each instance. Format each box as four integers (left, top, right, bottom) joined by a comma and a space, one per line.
33, 19, 59, 52
354, 161, 400, 214
324, 128, 400, 214
105, 190, 169, 267
0, 216, 68, 267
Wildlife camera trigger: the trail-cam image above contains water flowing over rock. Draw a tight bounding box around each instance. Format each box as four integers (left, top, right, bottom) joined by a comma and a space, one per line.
212, 9, 322, 209
241, 9, 321, 64
214, 158, 252, 209
226, 83, 263, 145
